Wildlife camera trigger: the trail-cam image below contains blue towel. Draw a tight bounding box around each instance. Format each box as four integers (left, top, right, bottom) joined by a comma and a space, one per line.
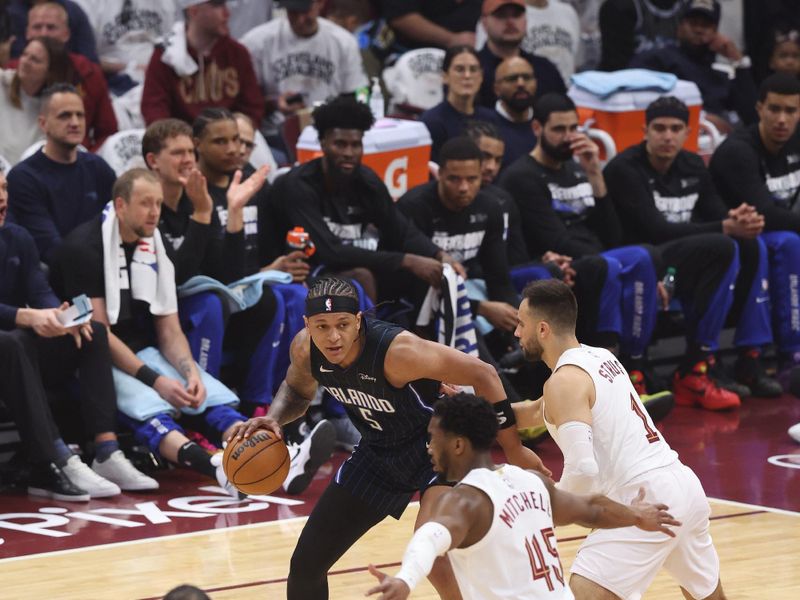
570, 69, 678, 99
177, 271, 293, 313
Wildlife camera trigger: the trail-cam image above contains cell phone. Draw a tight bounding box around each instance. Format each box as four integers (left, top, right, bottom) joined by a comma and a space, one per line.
57, 294, 93, 327
286, 93, 304, 105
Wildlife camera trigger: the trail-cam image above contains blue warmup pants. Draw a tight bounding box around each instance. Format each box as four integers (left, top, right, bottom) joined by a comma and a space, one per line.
269, 282, 310, 399
179, 291, 226, 376
730, 237, 772, 348
510, 257, 622, 345
119, 405, 245, 455
179, 286, 285, 406
762, 231, 800, 353
601, 245, 659, 358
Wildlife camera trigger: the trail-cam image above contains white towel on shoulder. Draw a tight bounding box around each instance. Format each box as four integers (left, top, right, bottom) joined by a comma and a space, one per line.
102, 201, 177, 325
160, 21, 197, 77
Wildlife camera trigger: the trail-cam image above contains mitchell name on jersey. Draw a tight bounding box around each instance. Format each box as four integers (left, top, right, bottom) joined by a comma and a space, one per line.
498, 487, 553, 528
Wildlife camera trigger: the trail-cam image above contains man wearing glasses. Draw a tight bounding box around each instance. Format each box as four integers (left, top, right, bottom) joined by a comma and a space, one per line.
476, 0, 565, 109
489, 56, 539, 170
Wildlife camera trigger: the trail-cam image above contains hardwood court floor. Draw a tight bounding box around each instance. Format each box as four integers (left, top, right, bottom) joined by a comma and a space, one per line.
1, 395, 799, 599
0, 498, 797, 599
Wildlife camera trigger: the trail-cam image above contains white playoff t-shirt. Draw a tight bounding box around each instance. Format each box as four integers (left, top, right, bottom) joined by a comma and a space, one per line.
448, 465, 575, 600
545, 345, 679, 496
241, 17, 368, 106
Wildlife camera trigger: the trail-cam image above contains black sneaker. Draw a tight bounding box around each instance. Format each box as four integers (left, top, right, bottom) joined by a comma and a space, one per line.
734, 349, 783, 398
28, 462, 90, 502
706, 355, 751, 399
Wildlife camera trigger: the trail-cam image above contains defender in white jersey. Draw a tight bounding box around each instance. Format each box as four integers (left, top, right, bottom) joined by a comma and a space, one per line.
366, 393, 681, 600
514, 279, 727, 600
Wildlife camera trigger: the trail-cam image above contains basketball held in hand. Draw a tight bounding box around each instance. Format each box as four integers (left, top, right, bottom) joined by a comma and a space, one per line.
223, 430, 290, 495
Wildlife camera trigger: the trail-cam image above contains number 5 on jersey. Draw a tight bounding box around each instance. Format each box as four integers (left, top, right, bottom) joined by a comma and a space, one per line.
359, 407, 383, 430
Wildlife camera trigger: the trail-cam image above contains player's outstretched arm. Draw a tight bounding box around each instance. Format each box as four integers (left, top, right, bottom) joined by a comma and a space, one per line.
227, 329, 318, 441
385, 333, 551, 476
365, 487, 482, 599
543, 473, 682, 537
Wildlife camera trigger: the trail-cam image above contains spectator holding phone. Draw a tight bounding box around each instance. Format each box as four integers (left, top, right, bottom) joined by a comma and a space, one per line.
242, 0, 367, 126
0, 168, 158, 502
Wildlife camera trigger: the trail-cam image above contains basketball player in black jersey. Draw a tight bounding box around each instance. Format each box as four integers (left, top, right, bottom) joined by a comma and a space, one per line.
228, 277, 549, 600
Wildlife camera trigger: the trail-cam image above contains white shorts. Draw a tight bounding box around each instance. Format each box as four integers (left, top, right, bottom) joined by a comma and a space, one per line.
570, 462, 720, 600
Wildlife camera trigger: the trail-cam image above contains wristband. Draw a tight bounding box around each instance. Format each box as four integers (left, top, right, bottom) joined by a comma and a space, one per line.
494, 398, 516, 429
135, 365, 160, 388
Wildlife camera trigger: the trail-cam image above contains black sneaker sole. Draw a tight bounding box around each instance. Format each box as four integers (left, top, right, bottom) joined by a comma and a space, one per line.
28, 486, 90, 502
285, 420, 336, 495
642, 390, 675, 422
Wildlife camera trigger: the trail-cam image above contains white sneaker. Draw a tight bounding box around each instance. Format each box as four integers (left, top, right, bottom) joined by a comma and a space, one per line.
92, 450, 159, 491
284, 419, 336, 495
789, 423, 800, 444
210, 452, 245, 499
62, 455, 121, 498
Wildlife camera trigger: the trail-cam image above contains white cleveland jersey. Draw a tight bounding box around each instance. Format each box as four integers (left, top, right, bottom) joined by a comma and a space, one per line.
545, 345, 678, 495
448, 466, 574, 600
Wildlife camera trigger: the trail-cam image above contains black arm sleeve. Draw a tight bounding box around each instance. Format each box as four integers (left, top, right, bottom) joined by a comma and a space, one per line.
604, 158, 721, 243
710, 139, 800, 232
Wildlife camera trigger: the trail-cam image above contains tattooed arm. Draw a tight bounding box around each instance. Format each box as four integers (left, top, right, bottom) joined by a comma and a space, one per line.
154, 313, 207, 408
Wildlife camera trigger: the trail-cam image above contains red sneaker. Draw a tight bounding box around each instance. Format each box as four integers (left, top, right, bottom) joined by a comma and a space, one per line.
185, 429, 219, 454
672, 360, 741, 411
630, 370, 648, 396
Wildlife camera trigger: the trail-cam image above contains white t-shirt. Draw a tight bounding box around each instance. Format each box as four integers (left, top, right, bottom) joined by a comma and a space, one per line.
73, 0, 177, 80
544, 345, 679, 496
0, 70, 44, 165
241, 17, 368, 105
477, 1, 580, 81
449, 466, 574, 600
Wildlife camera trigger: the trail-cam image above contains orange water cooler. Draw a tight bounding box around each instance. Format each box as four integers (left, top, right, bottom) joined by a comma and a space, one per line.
568, 79, 703, 156
296, 119, 432, 200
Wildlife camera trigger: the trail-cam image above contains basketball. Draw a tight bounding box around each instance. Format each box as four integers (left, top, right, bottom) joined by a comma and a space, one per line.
222, 429, 290, 495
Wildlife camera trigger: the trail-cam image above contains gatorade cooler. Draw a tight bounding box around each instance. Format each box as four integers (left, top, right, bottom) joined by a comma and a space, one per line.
568, 79, 703, 155
296, 118, 432, 199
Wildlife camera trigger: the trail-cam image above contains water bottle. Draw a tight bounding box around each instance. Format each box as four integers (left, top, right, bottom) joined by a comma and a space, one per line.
286, 226, 316, 258
662, 267, 677, 308
369, 77, 384, 120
